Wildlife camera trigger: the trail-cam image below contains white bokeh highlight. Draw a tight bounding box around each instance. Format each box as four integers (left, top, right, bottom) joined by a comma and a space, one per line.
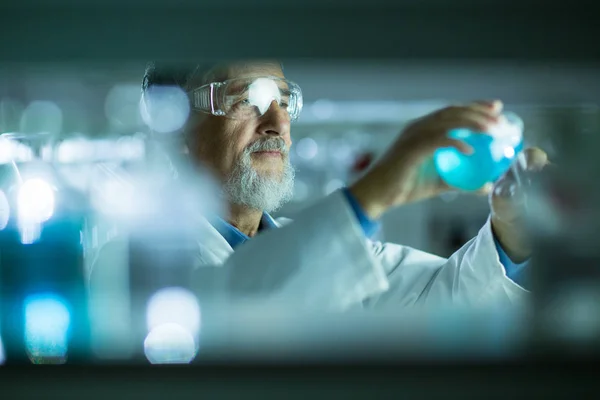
144, 287, 201, 364
141, 86, 190, 134
310, 99, 335, 120
18, 178, 55, 224
144, 323, 197, 365
296, 137, 319, 160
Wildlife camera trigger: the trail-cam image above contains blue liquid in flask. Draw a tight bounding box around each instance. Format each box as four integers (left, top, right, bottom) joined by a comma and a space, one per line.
433, 117, 524, 191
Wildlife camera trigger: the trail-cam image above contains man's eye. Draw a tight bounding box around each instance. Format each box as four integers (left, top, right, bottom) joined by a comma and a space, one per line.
231, 98, 251, 109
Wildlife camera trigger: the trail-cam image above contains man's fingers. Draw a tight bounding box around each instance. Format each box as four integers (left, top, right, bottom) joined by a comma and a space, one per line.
493, 178, 522, 199
523, 147, 549, 171
439, 105, 500, 125
499, 147, 548, 183
475, 182, 494, 196
467, 100, 504, 116
439, 137, 474, 155
437, 114, 498, 137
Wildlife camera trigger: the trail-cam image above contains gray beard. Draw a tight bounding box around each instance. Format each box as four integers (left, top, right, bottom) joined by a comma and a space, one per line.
223, 145, 295, 214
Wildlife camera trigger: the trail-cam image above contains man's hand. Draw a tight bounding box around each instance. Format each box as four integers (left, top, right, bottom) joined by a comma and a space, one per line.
490, 147, 549, 263
349, 100, 503, 219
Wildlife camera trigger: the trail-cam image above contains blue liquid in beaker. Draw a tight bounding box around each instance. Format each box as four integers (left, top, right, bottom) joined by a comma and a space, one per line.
434, 128, 524, 191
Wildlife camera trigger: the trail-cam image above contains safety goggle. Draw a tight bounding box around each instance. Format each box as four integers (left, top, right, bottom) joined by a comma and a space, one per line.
190, 76, 303, 122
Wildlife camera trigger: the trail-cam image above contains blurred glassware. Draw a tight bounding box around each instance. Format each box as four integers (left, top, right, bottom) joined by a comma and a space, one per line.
434, 111, 524, 191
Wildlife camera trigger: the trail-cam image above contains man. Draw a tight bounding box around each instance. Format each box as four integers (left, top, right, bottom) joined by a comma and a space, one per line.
93, 60, 547, 310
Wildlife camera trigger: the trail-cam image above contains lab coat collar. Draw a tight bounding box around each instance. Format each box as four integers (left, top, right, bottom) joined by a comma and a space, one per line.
210, 212, 278, 249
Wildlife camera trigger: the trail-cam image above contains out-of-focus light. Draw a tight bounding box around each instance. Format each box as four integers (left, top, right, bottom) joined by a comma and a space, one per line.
310, 99, 335, 120
94, 139, 115, 161
56, 137, 145, 164
56, 138, 95, 164
329, 139, 354, 166
91, 177, 138, 217
144, 287, 201, 364
15, 143, 34, 162
0, 137, 34, 164
18, 178, 55, 223
56, 163, 93, 192
489, 112, 523, 160
19, 223, 42, 245
16, 143, 34, 162
503, 147, 515, 158
20, 101, 63, 136
293, 180, 310, 202
24, 293, 71, 363
116, 136, 145, 160
40, 144, 53, 161
105, 84, 144, 130
0, 137, 13, 163
324, 179, 345, 195
0, 190, 9, 230
140, 86, 190, 134
489, 141, 507, 162
0, 335, 5, 365
296, 137, 319, 160
146, 287, 201, 337
144, 323, 197, 364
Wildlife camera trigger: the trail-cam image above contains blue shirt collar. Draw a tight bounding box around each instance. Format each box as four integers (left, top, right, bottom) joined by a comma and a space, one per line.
211, 213, 278, 249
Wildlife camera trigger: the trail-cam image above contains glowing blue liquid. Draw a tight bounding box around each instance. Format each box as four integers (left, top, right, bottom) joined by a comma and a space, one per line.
434, 129, 523, 191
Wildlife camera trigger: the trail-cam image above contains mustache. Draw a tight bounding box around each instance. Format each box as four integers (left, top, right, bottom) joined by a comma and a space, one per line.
246, 138, 288, 154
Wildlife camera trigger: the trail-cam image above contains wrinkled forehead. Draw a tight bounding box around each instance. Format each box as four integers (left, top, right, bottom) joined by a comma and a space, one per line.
206, 61, 285, 83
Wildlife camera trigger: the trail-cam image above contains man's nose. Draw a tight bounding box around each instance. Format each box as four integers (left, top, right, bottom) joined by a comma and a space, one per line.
257, 100, 290, 137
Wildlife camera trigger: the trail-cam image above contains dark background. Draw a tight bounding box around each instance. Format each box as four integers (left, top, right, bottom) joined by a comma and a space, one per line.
0, 0, 598, 63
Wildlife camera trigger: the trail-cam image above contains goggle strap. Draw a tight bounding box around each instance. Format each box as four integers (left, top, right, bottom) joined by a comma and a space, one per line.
193, 85, 213, 113
210, 83, 217, 115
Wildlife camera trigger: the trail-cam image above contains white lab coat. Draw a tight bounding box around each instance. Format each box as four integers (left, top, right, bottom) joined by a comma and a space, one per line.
91, 189, 528, 311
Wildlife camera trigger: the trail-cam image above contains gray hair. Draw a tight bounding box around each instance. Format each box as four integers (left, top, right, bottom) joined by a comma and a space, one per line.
141, 61, 285, 96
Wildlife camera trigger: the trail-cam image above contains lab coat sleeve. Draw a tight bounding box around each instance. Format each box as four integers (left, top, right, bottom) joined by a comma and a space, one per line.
364, 218, 529, 309
216, 189, 390, 310
218, 189, 528, 310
